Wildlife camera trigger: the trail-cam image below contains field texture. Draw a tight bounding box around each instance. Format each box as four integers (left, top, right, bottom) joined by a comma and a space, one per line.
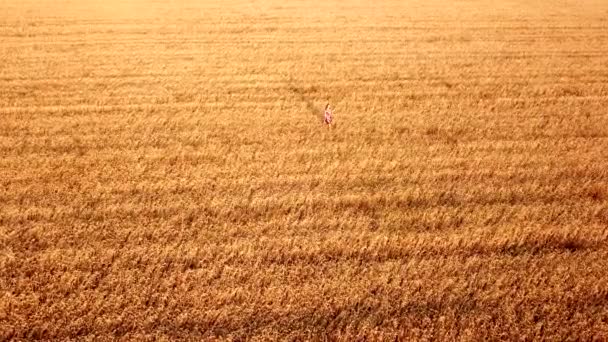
2, 0, 608, 340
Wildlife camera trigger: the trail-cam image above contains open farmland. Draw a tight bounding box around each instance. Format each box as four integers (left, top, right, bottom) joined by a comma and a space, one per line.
2, 0, 608, 339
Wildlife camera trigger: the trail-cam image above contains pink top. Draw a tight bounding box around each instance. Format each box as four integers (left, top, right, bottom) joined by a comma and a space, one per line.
324, 109, 333, 123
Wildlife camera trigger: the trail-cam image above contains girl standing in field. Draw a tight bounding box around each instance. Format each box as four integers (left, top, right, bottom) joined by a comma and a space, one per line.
324, 103, 334, 128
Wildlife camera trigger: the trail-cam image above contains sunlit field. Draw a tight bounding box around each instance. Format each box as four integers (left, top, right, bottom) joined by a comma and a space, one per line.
2, 0, 608, 339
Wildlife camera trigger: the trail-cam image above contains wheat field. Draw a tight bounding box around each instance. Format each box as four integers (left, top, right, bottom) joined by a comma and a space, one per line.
1, 0, 608, 340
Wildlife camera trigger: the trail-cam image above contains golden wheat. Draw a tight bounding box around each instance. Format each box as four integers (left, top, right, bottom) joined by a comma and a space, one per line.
1, 0, 608, 340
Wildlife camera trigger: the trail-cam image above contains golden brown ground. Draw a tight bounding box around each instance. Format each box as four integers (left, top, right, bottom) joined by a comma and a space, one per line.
1, 0, 608, 340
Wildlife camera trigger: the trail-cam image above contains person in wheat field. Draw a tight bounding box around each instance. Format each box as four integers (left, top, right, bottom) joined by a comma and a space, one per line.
324, 103, 334, 128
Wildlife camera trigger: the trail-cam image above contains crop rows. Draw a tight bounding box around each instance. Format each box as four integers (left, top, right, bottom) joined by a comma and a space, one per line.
1, 0, 608, 340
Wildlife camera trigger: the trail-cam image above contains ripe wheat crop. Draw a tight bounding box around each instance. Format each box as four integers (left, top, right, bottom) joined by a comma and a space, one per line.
1, 0, 608, 340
